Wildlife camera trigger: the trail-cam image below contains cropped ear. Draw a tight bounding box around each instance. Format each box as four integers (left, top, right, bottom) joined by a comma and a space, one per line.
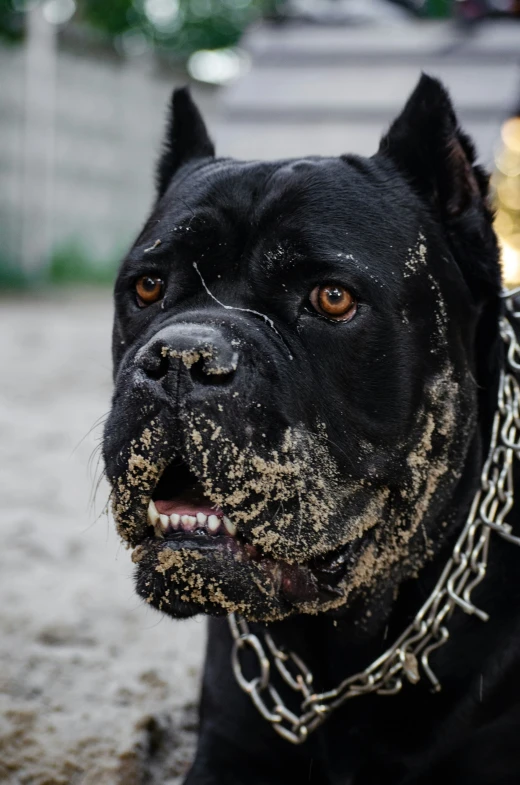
379, 74, 491, 220
379, 74, 500, 299
156, 87, 215, 199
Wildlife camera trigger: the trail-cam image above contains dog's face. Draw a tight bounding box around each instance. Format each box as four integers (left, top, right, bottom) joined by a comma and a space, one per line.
103, 76, 500, 623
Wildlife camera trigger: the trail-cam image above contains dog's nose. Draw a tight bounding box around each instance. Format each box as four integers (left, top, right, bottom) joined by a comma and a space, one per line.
136, 323, 239, 386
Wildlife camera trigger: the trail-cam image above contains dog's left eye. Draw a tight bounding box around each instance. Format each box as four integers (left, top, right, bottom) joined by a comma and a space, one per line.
135, 276, 164, 307
309, 284, 356, 321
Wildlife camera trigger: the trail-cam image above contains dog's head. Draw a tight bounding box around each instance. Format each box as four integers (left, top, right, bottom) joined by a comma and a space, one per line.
103, 75, 501, 623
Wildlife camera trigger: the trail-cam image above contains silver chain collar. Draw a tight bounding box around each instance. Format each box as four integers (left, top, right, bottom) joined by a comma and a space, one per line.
228, 289, 520, 745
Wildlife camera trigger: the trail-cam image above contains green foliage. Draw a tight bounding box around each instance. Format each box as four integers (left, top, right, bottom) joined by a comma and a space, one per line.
0, 0, 285, 55
425, 0, 451, 18
0, 240, 121, 289
81, 0, 134, 36
0, 240, 121, 290
0, 0, 24, 42
0, 257, 27, 289
48, 240, 119, 285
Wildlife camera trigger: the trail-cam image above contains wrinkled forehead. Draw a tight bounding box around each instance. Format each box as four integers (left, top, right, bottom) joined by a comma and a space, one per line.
133, 156, 448, 300
158, 156, 423, 249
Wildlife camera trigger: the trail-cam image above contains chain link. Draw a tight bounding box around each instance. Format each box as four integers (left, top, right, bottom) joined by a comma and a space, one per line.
228, 291, 520, 744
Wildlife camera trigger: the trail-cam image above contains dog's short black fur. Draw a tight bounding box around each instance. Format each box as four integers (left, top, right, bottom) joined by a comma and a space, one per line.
103, 76, 520, 784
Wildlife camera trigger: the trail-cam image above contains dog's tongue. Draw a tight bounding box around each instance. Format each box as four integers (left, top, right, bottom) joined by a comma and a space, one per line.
155, 488, 222, 518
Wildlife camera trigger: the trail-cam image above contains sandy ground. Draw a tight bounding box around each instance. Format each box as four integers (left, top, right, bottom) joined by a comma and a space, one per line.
0, 291, 206, 784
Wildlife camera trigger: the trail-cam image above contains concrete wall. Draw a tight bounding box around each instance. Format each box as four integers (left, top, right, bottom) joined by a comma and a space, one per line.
0, 38, 216, 274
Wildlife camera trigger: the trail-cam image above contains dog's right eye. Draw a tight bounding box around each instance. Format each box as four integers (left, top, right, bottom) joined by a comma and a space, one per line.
309, 284, 356, 321
135, 276, 164, 307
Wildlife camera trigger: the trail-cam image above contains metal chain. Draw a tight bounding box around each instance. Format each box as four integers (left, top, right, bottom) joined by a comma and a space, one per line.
228, 291, 520, 745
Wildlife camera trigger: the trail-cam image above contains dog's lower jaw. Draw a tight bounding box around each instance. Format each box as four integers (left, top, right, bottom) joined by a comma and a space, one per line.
131, 532, 349, 623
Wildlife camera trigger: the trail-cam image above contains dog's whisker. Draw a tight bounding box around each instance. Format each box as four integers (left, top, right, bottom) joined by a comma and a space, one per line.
87, 442, 104, 480
80, 494, 111, 535
71, 411, 110, 457
88, 465, 109, 517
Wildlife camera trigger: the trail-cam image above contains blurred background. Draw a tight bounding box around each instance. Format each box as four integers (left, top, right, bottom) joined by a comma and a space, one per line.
0, 2, 519, 783
1, 0, 520, 286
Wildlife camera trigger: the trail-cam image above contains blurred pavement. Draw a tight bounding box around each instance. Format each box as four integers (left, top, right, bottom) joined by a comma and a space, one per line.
0, 294, 204, 784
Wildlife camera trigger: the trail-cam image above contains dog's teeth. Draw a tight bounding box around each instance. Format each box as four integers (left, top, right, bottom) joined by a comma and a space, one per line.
152, 510, 226, 534
148, 501, 165, 538
147, 500, 160, 527
223, 516, 236, 536
180, 514, 197, 531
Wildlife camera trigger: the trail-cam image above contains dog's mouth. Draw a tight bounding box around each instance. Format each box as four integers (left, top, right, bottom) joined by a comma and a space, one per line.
149, 459, 239, 540
119, 453, 350, 620
144, 456, 331, 585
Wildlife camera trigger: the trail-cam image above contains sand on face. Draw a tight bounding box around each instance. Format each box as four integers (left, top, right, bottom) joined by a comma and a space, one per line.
0, 292, 204, 785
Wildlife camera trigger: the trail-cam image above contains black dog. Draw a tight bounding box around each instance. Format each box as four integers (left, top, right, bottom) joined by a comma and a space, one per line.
103, 75, 520, 784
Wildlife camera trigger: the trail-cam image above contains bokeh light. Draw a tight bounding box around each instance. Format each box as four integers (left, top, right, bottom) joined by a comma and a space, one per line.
187, 45, 249, 84
143, 0, 180, 27
42, 0, 76, 25
494, 116, 520, 285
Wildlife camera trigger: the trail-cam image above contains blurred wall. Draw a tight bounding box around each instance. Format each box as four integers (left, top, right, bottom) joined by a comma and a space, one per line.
0, 43, 25, 272
1, 17, 519, 281
0, 36, 216, 278
221, 23, 520, 162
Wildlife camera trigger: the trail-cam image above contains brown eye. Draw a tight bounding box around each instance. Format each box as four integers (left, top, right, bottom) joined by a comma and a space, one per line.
310, 284, 356, 321
136, 276, 164, 306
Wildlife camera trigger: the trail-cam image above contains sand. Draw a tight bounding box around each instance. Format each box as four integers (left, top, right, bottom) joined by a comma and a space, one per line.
0, 291, 205, 784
